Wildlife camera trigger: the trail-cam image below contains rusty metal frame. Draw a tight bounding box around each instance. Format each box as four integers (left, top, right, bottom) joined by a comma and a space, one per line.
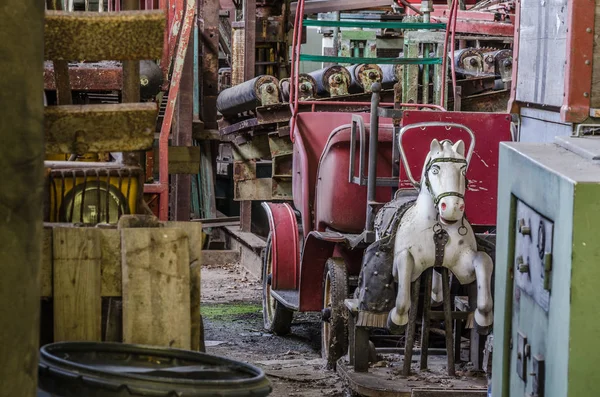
507, 0, 520, 114
44, 62, 122, 91
289, 0, 450, 144
427, 8, 515, 37
560, 0, 595, 123
144, 0, 196, 220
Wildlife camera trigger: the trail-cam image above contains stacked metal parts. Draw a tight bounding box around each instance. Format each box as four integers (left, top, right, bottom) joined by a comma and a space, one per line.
216, 75, 281, 118
347, 64, 383, 94
309, 65, 352, 98
453, 47, 513, 81
279, 74, 317, 102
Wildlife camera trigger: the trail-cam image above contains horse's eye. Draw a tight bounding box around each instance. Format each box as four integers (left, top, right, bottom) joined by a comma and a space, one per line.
431, 166, 440, 175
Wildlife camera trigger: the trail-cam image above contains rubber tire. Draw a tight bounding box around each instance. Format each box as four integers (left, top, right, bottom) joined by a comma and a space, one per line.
38, 342, 272, 397
321, 257, 349, 369
262, 233, 294, 335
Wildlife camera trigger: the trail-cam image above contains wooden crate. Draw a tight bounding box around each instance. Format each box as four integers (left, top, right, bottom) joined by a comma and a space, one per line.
40, 217, 204, 351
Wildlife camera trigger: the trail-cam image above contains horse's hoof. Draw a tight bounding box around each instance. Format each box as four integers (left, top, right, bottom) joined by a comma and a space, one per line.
368, 341, 378, 363
387, 311, 407, 335
430, 299, 443, 308
475, 321, 492, 336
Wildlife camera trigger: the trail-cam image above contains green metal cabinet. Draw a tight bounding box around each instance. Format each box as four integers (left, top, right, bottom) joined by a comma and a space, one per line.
492, 137, 600, 397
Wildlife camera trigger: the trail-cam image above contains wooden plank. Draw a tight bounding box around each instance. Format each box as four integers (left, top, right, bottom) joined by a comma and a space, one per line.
1, 1, 44, 392
202, 250, 240, 266
41, 226, 121, 298
190, 258, 202, 351
403, 42, 419, 104
165, 221, 204, 263
99, 228, 121, 297
591, 1, 600, 108
45, 10, 166, 61
235, 178, 273, 201
45, 103, 157, 155
41, 228, 53, 298
121, 228, 191, 349
53, 227, 102, 341
164, 222, 204, 351
153, 146, 201, 175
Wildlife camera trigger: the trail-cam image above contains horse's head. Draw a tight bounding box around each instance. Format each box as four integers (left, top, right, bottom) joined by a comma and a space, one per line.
422, 139, 468, 224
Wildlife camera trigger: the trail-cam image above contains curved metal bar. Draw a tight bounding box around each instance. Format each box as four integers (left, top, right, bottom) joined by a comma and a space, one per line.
298, 101, 446, 111
398, 122, 476, 187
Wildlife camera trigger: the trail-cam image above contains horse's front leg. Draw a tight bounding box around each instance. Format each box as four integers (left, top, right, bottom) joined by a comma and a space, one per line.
452, 250, 494, 335
472, 251, 494, 334
431, 270, 443, 306
387, 249, 414, 335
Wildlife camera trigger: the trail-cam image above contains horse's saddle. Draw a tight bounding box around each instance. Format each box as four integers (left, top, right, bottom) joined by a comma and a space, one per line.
353, 194, 417, 327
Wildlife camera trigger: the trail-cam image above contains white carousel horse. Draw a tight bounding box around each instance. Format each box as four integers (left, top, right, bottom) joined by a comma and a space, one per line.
386, 138, 494, 334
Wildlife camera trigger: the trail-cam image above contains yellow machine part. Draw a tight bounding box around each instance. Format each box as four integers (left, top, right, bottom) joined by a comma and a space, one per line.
46, 153, 108, 162
48, 174, 139, 223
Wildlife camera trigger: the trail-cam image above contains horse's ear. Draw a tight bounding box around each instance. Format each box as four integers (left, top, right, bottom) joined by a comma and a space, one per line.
430, 139, 442, 153
452, 140, 466, 157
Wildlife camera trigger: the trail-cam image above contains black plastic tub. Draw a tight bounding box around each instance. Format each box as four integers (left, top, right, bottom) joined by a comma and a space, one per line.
37, 342, 272, 397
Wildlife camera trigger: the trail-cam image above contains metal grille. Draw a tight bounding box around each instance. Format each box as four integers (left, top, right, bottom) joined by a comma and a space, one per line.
47, 167, 139, 224
376, 48, 402, 58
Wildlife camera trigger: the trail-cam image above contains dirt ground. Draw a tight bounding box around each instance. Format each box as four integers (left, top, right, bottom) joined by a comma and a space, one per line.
201, 262, 347, 397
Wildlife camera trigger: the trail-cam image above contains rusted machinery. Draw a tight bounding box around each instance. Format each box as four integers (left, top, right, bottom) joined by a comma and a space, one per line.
347, 63, 383, 94
216, 75, 281, 118
454, 47, 513, 80
44, 60, 162, 103
309, 65, 352, 98
279, 74, 317, 102
379, 63, 403, 89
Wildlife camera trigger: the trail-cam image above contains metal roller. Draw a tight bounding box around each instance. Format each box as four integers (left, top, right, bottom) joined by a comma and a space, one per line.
491, 49, 513, 82
216, 75, 280, 117
379, 64, 403, 89
309, 65, 351, 97
139, 60, 162, 101
346, 64, 383, 94
453, 48, 485, 77
279, 74, 317, 102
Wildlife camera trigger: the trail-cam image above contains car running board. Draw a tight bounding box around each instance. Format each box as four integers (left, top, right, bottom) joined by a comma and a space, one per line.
270, 289, 300, 311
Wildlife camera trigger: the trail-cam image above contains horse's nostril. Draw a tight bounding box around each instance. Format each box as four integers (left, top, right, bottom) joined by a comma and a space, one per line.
441, 202, 447, 210
460, 204, 465, 211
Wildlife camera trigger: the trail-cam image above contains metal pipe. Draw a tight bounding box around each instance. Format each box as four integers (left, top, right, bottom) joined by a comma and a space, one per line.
376, 347, 447, 355
298, 100, 445, 110
366, 83, 381, 232
332, 11, 340, 63
421, 0, 432, 23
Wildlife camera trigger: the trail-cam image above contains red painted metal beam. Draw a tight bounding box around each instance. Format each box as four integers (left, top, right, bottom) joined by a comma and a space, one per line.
144, 0, 196, 221
431, 13, 515, 37
560, 0, 595, 123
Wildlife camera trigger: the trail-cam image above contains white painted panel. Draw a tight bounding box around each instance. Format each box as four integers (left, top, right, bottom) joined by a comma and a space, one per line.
516, 0, 568, 107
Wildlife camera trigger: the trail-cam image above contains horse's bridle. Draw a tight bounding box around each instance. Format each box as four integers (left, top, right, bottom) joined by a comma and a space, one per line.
423, 155, 468, 207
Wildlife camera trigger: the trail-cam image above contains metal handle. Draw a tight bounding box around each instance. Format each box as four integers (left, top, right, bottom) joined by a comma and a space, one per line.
398, 121, 476, 187
348, 115, 366, 184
